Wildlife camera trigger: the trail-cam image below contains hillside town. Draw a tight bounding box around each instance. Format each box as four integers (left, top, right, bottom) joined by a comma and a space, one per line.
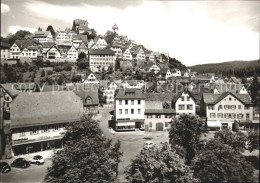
1, 18, 260, 183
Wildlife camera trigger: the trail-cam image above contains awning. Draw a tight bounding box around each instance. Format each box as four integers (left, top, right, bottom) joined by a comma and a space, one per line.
207, 120, 222, 128
116, 122, 135, 126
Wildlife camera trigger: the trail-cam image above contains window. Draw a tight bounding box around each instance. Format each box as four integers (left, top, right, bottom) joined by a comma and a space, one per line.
149, 122, 152, 128
217, 113, 223, 118
218, 105, 222, 110
119, 109, 122, 114
229, 97, 232, 101
246, 113, 250, 119
138, 100, 141, 104
131, 100, 134, 105
155, 115, 161, 118
125, 100, 128, 105
6, 96, 9, 101
125, 109, 128, 114
231, 105, 236, 110
231, 113, 236, 119
245, 106, 250, 110
20, 129, 25, 136
181, 97, 184, 101
237, 113, 243, 119
208, 105, 214, 110
224, 113, 229, 119
6, 103, 9, 108
165, 122, 168, 127
179, 105, 185, 110
43, 126, 48, 133
54, 125, 59, 131
187, 105, 193, 110
131, 109, 134, 114
32, 128, 38, 134
238, 105, 241, 109
138, 109, 141, 114
224, 105, 229, 110
147, 115, 153, 118
187, 97, 190, 101
210, 113, 216, 118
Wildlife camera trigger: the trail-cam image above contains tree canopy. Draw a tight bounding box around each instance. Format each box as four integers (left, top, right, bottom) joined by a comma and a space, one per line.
193, 139, 255, 183
125, 143, 194, 183
169, 115, 206, 164
247, 130, 259, 152
45, 116, 123, 183
46, 25, 56, 38
250, 73, 260, 106
214, 129, 247, 152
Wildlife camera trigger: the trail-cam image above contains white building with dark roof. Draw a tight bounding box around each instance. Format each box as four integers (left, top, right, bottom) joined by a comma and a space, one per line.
88, 49, 115, 72
201, 92, 253, 130
33, 31, 53, 43
10, 91, 84, 155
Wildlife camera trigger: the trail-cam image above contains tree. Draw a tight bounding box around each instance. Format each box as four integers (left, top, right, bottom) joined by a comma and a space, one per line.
57, 75, 65, 85
77, 59, 88, 70
41, 69, 45, 77
125, 143, 194, 183
45, 116, 122, 182
115, 58, 120, 71
250, 73, 259, 106
46, 25, 56, 38
193, 139, 255, 183
107, 64, 114, 74
247, 130, 259, 152
78, 52, 86, 60
86, 29, 97, 40
98, 88, 106, 105
214, 129, 247, 152
110, 140, 123, 176
169, 115, 206, 164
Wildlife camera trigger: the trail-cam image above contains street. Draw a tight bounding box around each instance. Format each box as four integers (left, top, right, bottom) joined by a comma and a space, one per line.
0, 159, 51, 183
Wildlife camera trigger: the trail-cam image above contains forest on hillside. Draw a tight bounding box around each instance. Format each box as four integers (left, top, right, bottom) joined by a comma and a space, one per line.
189, 60, 260, 77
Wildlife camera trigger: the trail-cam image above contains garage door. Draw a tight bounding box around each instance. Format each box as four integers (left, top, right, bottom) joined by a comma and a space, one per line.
156, 123, 164, 131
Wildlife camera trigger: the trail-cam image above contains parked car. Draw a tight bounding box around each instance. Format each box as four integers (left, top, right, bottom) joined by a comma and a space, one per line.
29, 155, 45, 165
11, 158, 30, 168
143, 141, 156, 149
0, 162, 11, 173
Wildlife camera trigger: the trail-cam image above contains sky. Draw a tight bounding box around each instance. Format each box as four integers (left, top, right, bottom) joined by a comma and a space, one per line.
1, 0, 259, 66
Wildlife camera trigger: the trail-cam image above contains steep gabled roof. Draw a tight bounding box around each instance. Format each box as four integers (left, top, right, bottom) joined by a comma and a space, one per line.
145, 93, 175, 102
202, 92, 252, 105
13, 39, 40, 50
105, 33, 117, 44
10, 91, 84, 128
46, 45, 61, 54
42, 42, 56, 48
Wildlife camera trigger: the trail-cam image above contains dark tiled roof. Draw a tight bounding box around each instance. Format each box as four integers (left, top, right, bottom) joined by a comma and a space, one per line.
42, 42, 56, 48
73, 89, 99, 106
14, 39, 40, 50
145, 109, 175, 114
33, 31, 51, 38
210, 83, 244, 93
202, 92, 252, 105
10, 91, 84, 128
115, 89, 145, 99
145, 93, 175, 102
88, 49, 115, 55
105, 33, 116, 44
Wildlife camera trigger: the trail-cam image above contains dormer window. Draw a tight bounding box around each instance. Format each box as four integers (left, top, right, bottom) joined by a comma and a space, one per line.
86, 97, 92, 104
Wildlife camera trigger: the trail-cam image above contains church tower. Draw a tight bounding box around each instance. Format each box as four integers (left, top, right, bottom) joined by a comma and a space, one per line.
112, 24, 118, 34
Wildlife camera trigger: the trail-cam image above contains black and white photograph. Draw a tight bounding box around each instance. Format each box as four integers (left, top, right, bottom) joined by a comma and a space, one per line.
0, 0, 259, 182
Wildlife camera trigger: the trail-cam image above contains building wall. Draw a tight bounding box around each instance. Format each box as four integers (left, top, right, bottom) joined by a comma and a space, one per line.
1, 49, 10, 59
96, 39, 107, 49
10, 44, 21, 59
46, 48, 62, 58
206, 94, 253, 129
175, 92, 196, 115
89, 54, 115, 72
115, 99, 145, 120
21, 49, 37, 58
144, 114, 172, 131
67, 47, 78, 59
12, 123, 66, 146
123, 49, 132, 61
